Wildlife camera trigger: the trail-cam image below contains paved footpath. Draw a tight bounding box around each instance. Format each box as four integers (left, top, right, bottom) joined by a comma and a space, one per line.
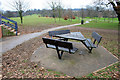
0, 23, 84, 53
0, 21, 90, 79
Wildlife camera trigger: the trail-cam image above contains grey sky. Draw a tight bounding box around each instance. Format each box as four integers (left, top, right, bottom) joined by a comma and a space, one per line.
0, 0, 94, 11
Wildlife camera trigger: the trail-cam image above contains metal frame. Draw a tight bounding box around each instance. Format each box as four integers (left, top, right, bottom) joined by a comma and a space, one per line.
0, 14, 18, 35
42, 38, 77, 59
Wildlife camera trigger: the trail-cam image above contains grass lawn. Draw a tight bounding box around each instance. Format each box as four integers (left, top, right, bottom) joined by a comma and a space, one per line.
77, 20, 118, 30
10, 14, 85, 26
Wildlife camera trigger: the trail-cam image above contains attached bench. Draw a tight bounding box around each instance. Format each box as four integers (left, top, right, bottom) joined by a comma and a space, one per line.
82, 32, 102, 53
48, 30, 70, 41
42, 37, 78, 59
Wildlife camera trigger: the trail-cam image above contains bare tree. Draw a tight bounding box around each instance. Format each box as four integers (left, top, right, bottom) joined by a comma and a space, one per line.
10, 0, 29, 24
57, 0, 63, 21
86, 5, 94, 18
67, 9, 73, 21
48, 1, 57, 23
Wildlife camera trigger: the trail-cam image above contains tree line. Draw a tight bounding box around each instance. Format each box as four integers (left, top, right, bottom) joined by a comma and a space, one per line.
0, 0, 119, 24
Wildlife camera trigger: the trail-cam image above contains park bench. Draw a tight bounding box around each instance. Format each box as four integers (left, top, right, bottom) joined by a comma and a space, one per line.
48, 30, 70, 41
42, 37, 78, 59
82, 32, 102, 53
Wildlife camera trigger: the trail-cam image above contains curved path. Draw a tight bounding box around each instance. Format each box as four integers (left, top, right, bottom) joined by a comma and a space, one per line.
0, 20, 92, 79
0, 22, 90, 53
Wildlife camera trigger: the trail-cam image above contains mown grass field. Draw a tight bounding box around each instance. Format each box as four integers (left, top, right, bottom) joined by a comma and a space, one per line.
78, 21, 118, 30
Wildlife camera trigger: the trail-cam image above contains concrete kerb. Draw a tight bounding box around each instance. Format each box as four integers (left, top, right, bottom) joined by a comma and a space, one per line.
92, 46, 119, 74
93, 61, 119, 73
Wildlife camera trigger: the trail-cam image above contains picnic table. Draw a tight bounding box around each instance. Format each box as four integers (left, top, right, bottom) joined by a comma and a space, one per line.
55, 31, 102, 53
55, 32, 86, 41
43, 30, 102, 59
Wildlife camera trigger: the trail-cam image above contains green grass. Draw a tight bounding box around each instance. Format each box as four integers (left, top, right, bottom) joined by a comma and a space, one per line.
46, 69, 67, 77
8, 14, 86, 27
77, 20, 118, 30
47, 69, 53, 72
94, 17, 119, 21
2, 14, 119, 29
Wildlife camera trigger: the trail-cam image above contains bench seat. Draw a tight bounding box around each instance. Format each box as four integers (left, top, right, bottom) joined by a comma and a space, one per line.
47, 44, 78, 53
84, 39, 96, 48
82, 32, 102, 53
42, 37, 78, 59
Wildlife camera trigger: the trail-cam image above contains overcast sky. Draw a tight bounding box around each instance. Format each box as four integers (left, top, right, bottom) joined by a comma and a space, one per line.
0, 0, 94, 11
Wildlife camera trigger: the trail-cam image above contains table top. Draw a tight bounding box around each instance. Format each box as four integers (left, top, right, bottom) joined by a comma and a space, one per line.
55, 32, 86, 41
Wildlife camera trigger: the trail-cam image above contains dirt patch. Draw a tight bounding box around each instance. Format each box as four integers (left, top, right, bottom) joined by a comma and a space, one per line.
18, 24, 60, 35
65, 27, 118, 34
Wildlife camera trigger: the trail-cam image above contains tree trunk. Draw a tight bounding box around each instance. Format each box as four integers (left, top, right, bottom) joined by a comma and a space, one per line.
58, 9, 61, 21
109, 2, 120, 24
19, 11, 23, 24
20, 15, 23, 24
118, 15, 120, 24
